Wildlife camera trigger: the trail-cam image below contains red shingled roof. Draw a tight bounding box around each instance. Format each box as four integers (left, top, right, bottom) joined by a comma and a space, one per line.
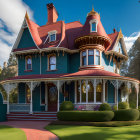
13, 13, 120, 52
5, 69, 120, 81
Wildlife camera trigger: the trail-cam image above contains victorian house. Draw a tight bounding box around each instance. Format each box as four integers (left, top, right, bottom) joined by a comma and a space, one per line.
0, 3, 139, 120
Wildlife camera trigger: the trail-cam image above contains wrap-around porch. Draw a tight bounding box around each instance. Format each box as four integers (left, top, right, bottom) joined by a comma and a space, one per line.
2, 76, 139, 114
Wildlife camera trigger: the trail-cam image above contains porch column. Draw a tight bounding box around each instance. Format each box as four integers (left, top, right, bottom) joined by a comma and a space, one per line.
103, 80, 106, 103
74, 81, 77, 104
94, 79, 96, 103
30, 82, 33, 114
80, 80, 81, 103
116, 80, 119, 110
57, 80, 60, 112
86, 80, 88, 103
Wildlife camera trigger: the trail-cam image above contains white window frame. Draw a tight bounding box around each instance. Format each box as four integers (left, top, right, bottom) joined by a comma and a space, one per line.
89, 19, 98, 32
48, 30, 57, 42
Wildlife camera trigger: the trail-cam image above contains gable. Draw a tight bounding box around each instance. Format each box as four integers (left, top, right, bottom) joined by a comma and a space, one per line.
114, 40, 125, 55
17, 28, 36, 49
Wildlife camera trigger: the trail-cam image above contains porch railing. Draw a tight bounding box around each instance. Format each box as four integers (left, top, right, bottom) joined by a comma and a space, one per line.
9, 103, 30, 112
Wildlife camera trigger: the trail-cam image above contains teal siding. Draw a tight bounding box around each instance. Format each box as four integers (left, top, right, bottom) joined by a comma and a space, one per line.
18, 54, 40, 75
18, 83, 26, 103
107, 81, 115, 103
69, 53, 80, 73
33, 85, 41, 111
0, 93, 7, 122
18, 28, 36, 49
69, 82, 75, 103
102, 53, 114, 73
41, 52, 69, 74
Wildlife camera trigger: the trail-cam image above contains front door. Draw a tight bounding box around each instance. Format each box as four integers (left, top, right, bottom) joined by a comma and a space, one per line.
47, 84, 57, 112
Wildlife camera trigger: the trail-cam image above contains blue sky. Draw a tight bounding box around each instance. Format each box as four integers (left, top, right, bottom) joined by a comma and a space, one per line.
0, 0, 140, 67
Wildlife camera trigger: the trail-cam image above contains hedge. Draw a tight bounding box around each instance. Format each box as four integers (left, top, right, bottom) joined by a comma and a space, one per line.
114, 109, 139, 121
57, 111, 114, 122
118, 102, 129, 109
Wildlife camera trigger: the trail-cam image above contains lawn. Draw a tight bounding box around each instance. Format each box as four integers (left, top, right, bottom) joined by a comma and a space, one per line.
0, 125, 26, 140
46, 125, 140, 140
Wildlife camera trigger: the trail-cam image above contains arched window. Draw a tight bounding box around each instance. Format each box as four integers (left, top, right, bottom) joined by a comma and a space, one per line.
96, 83, 102, 102
95, 50, 100, 65
26, 56, 32, 70
82, 51, 86, 66
26, 85, 31, 103
88, 50, 94, 65
49, 55, 56, 70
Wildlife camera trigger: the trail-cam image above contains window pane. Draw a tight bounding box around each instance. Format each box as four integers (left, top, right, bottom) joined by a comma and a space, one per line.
96, 50, 100, 56
92, 22, 96, 32
50, 65, 56, 70
95, 56, 100, 65
27, 58, 31, 64
50, 34, 56, 41
26, 85, 30, 103
27, 64, 32, 70
82, 51, 86, 56
50, 56, 56, 64
88, 55, 94, 65
88, 50, 94, 55
88, 82, 94, 102
77, 82, 80, 103
82, 57, 86, 65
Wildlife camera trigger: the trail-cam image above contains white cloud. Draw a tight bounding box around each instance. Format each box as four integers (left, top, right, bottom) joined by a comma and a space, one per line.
124, 32, 140, 52
0, 0, 34, 67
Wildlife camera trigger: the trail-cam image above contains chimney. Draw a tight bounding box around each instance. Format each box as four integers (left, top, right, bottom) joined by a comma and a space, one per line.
113, 28, 117, 33
47, 3, 58, 24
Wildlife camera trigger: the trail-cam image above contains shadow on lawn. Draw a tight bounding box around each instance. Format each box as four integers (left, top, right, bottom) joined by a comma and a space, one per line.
47, 125, 140, 140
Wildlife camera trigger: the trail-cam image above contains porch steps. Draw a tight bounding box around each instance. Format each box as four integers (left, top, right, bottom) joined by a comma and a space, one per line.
7, 112, 57, 121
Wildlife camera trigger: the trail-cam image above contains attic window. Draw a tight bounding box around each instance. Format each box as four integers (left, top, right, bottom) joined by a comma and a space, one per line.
89, 19, 98, 32
48, 30, 57, 42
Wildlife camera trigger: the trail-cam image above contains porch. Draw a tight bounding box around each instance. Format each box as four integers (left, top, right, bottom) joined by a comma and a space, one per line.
2, 76, 139, 114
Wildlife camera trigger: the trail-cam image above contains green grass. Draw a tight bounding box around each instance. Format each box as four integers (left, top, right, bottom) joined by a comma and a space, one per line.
0, 125, 26, 140
45, 125, 140, 140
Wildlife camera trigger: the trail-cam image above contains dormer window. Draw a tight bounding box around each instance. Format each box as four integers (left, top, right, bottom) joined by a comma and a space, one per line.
25, 56, 32, 70
89, 19, 98, 32
48, 30, 57, 42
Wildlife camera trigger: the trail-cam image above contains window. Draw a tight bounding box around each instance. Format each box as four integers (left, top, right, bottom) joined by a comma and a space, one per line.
49, 33, 56, 42
89, 19, 98, 32
48, 30, 57, 42
96, 83, 102, 102
95, 50, 100, 65
91, 22, 96, 32
26, 85, 31, 103
81, 49, 100, 66
26, 56, 32, 70
82, 51, 86, 66
49, 55, 56, 70
88, 50, 94, 65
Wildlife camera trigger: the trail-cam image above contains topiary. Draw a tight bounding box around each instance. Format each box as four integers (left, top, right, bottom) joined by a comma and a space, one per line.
60, 101, 74, 111
118, 102, 129, 109
99, 103, 111, 111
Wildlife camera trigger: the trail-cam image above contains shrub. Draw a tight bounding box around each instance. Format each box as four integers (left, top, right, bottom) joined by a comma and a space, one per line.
118, 102, 129, 109
60, 101, 74, 111
99, 103, 111, 111
113, 105, 117, 111
114, 109, 139, 121
57, 111, 114, 122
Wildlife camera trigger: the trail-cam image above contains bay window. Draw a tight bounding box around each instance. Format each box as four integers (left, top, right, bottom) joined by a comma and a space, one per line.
81, 49, 101, 66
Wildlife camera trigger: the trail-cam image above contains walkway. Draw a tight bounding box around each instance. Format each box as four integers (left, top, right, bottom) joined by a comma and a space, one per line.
0, 121, 59, 140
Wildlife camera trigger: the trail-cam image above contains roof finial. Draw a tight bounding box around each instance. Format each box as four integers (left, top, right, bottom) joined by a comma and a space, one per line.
25, 11, 29, 21
92, 5, 94, 11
